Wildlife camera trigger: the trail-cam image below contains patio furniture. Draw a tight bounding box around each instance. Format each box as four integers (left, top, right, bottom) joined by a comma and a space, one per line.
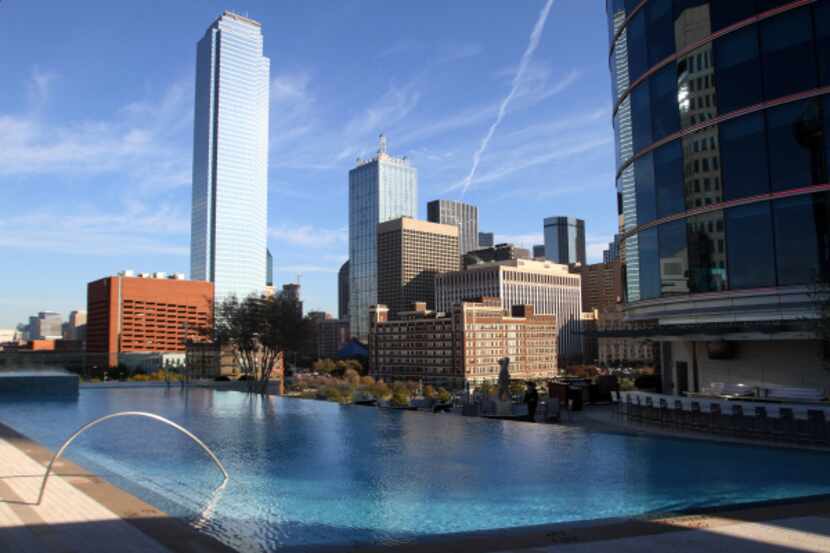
708, 403, 724, 434
644, 396, 657, 423
658, 398, 671, 426
751, 406, 770, 439
771, 408, 795, 442
807, 410, 828, 445
728, 404, 748, 437
689, 401, 705, 432
631, 395, 644, 423
674, 399, 689, 429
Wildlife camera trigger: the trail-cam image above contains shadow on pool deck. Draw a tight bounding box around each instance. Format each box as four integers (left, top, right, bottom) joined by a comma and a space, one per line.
2, 506, 830, 553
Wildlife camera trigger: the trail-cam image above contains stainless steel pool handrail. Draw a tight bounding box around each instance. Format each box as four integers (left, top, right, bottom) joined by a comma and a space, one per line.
36, 411, 229, 505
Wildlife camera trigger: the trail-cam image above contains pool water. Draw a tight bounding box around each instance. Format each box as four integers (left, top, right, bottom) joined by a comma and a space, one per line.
1, 387, 829, 551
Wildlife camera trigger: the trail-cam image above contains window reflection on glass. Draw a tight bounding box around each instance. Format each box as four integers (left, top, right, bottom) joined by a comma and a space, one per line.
766, 99, 826, 192
638, 227, 660, 300
658, 220, 689, 295
773, 193, 830, 286
726, 202, 776, 290
675, 10, 723, 212
686, 211, 727, 293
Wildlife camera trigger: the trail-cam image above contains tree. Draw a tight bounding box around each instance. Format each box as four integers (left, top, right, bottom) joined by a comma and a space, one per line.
215, 293, 315, 394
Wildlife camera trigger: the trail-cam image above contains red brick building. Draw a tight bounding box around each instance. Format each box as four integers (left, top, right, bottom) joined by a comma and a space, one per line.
86, 272, 213, 367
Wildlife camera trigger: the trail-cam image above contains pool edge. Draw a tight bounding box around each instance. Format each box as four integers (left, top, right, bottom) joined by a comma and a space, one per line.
0, 420, 238, 553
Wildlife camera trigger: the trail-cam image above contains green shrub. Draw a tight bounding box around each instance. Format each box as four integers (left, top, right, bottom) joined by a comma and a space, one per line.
437, 387, 451, 403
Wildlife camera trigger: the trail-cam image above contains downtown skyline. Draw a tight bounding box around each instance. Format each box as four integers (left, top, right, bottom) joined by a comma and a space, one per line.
0, 1, 616, 327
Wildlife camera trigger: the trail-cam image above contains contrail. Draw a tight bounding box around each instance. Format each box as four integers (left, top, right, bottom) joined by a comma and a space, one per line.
460, 0, 555, 196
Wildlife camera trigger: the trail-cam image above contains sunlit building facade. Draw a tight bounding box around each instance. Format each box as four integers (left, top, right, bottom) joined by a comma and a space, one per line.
191, 11, 270, 305
348, 135, 417, 339
606, 0, 830, 394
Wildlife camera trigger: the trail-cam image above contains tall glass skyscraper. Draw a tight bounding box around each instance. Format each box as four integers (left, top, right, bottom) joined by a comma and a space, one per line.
349, 135, 417, 339
191, 11, 270, 305
543, 216, 586, 265
426, 199, 479, 254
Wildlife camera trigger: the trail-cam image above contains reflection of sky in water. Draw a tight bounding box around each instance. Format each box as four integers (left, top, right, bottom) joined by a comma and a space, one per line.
2, 388, 830, 551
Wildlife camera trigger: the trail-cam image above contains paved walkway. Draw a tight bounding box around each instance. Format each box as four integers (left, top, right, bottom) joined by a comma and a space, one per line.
0, 424, 233, 553
493, 515, 830, 553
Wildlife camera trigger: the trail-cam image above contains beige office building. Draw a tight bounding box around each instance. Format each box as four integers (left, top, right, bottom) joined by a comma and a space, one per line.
369, 298, 557, 389
435, 259, 582, 363
377, 217, 460, 318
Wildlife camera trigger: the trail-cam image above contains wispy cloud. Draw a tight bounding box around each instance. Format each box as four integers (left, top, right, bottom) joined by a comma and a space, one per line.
436, 42, 483, 63
0, 204, 189, 256
337, 83, 421, 161
460, 0, 556, 195
269, 224, 347, 248
0, 71, 192, 193
27, 67, 57, 107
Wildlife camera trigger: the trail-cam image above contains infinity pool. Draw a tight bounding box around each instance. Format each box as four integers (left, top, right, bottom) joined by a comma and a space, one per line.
1, 387, 829, 551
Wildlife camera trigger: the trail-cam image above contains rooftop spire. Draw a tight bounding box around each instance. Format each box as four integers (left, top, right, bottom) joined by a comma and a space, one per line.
378, 133, 388, 155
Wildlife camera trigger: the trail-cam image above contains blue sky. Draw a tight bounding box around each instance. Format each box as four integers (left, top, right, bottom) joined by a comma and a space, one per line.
0, 0, 616, 328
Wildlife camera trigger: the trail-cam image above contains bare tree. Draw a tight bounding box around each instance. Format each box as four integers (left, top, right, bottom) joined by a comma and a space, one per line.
215, 293, 314, 393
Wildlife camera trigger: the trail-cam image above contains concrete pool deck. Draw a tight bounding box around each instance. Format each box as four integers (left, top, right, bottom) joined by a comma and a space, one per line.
1, 416, 830, 553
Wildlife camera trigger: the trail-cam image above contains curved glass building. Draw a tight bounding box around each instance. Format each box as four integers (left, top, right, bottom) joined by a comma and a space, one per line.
606, 0, 830, 393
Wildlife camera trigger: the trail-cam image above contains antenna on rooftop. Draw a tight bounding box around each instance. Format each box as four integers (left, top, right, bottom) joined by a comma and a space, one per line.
378, 133, 387, 155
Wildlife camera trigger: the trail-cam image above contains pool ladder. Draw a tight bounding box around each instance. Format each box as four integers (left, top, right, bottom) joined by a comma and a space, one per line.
36, 411, 229, 505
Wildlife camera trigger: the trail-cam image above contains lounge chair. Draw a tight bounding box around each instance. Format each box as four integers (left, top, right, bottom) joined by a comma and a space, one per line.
708, 403, 724, 434
729, 404, 747, 437
771, 408, 795, 442
689, 401, 705, 432
807, 410, 828, 445
673, 399, 688, 429
751, 406, 770, 440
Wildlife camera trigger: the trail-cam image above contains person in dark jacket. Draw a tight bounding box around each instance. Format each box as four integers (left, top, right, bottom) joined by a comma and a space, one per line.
523, 382, 539, 422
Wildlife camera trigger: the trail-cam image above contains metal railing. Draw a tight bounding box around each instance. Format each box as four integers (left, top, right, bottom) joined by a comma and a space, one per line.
37, 411, 229, 505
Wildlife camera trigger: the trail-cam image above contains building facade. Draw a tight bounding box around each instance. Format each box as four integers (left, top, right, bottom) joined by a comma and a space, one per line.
596, 307, 657, 369
317, 319, 351, 359
86, 272, 213, 368
478, 232, 494, 248
64, 310, 87, 341
31, 312, 62, 340
572, 260, 623, 313
426, 199, 478, 254
606, 0, 830, 394
191, 11, 270, 305
533, 244, 546, 259
603, 234, 621, 263
369, 298, 557, 389
377, 217, 460, 318
349, 135, 418, 339
338, 260, 350, 320
543, 216, 586, 265
435, 259, 583, 363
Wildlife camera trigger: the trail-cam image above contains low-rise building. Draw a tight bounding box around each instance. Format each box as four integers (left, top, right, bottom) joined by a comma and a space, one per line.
596, 306, 658, 368
435, 258, 582, 363
571, 260, 623, 313
377, 216, 460, 318
369, 298, 557, 389
86, 271, 213, 369
317, 319, 350, 359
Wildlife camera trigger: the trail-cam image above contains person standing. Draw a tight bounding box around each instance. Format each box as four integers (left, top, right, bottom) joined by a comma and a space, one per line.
523, 382, 539, 422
